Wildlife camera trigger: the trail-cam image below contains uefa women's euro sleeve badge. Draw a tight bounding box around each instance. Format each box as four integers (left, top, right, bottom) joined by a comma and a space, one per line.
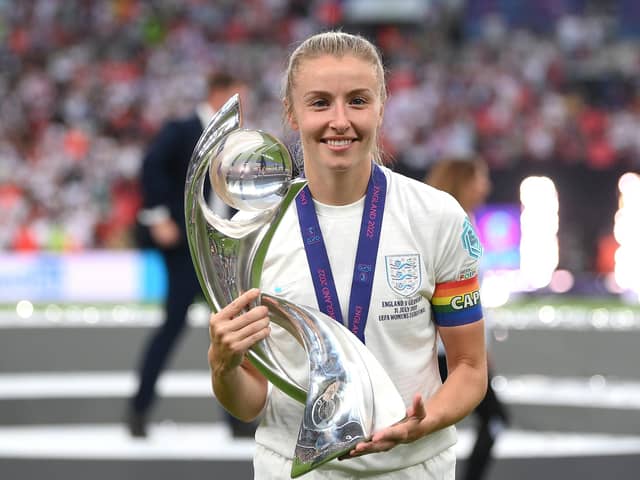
184, 95, 405, 477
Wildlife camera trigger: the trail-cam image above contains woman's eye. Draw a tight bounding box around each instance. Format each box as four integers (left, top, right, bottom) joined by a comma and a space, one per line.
311, 99, 328, 108
351, 97, 367, 105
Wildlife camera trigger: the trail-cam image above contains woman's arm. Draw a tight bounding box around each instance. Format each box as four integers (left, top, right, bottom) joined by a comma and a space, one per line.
342, 319, 487, 458
425, 319, 488, 428
208, 288, 271, 422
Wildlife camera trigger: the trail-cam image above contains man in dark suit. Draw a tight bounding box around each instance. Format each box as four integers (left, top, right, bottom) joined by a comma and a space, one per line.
128, 72, 254, 438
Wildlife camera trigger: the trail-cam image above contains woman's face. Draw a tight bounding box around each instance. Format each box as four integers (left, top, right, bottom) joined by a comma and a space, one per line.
287, 54, 383, 176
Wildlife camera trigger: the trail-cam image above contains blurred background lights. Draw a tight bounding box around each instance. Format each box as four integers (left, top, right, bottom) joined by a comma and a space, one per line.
16, 300, 34, 319
589, 374, 607, 391
45, 304, 63, 323
187, 303, 210, 327
591, 308, 610, 329
484, 212, 512, 247
611, 309, 635, 329
480, 272, 511, 308
604, 273, 625, 294
549, 269, 575, 293
475, 204, 521, 272
614, 172, 640, 298
112, 305, 131, 323
82, 306, 100, 324
538, 305, 556, 325
492, 328, 509, 342
491, 375, 508, 392
618, 172, 640, 200
519, 176, 559, 289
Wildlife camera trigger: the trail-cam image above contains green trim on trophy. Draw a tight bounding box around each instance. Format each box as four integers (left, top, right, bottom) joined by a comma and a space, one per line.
250, 179, 307, 290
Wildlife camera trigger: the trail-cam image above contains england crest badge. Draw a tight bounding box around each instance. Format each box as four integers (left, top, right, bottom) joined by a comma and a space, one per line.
385, 254, 421, 297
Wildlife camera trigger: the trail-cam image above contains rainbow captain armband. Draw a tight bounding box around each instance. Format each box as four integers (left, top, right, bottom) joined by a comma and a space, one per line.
431, 276, 483, 327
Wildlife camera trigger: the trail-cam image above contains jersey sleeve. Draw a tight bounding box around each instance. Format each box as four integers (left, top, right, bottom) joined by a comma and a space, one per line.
431, 200, 484, 327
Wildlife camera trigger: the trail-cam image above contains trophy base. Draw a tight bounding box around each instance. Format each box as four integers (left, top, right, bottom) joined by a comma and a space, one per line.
291, 419, 365, 477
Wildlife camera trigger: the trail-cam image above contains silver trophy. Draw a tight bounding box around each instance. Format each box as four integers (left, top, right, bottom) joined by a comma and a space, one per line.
184, 95, 406, 478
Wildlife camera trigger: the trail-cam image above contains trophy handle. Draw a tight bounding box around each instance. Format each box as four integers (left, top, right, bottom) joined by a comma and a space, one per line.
185, 95, 309, 399
261, 294, 370, 476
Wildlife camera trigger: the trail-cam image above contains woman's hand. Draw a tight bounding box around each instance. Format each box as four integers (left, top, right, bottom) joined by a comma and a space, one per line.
208, 288, 271, 378
208, 288, 271, 422
339, 393, 430, 459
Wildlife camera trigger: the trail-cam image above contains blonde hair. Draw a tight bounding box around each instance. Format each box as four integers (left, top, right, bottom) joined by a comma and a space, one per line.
284, 31, 387, 164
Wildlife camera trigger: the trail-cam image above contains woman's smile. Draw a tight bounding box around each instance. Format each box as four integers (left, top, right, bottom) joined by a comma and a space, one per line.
323, 137, 357, 150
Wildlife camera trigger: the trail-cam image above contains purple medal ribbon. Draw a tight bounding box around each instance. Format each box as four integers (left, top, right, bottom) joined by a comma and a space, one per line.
295, 163, 387, 343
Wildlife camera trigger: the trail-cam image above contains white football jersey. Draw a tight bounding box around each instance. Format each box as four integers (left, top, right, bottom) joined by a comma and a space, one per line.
255, 166, 483, 476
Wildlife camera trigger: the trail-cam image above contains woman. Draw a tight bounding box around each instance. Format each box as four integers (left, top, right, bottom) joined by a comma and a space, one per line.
426, 157, 510, 480
424, 158, 491, 218
208, 31, 487, 479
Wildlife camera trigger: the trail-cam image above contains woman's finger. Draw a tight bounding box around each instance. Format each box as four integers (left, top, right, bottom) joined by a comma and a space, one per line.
407, 393, 426, 419
222, 316, 271, 352
209, 290, 265, 338
219, 288, 261, 319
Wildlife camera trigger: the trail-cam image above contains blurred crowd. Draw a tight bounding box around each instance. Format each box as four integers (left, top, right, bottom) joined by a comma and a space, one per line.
2, 0, 640, 252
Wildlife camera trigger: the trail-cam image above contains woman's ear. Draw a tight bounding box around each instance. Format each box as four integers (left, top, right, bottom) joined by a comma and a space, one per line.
284, 99, 299, 131
288, 113, 299, 131
378, 102, 385, 128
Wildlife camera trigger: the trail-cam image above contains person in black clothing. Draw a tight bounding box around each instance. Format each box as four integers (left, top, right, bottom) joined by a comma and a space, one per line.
426, 157, 510, 480
128, 72, 254, 438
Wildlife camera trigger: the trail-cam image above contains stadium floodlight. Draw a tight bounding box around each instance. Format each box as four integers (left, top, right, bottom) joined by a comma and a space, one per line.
519, 176, 559, 289
614, 173, 640, 299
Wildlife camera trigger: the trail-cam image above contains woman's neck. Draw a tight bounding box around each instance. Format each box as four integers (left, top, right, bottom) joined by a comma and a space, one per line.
304, 162, 372, 205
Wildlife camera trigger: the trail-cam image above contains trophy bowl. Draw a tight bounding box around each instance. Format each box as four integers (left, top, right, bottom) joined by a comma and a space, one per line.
208, 129, 292, 212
